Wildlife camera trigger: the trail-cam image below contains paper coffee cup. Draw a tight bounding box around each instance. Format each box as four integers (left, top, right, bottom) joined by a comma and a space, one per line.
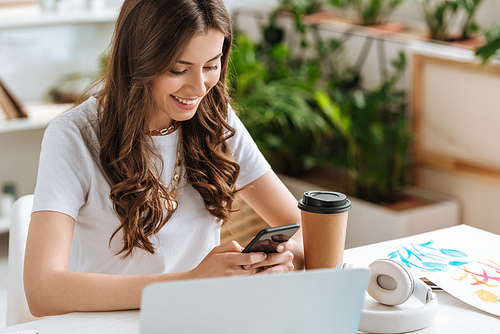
298, 191, 351, 270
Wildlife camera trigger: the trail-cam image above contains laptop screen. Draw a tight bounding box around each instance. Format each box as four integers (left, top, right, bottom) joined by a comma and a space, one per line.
140, 268, 369, 334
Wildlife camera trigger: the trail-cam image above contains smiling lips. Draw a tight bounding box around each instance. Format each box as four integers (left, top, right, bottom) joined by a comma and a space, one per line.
172, 95, 200, 109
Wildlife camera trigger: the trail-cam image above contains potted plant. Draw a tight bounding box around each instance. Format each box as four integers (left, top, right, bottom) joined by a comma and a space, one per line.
47, 52, 109, 103
230, 1, 460, 247
229, 0, 355, 176
417, 0, 483, 42
328, 0, 404, 27
314, 51, 412, 204
456, 0, 483, 40
229, 38, 333, 174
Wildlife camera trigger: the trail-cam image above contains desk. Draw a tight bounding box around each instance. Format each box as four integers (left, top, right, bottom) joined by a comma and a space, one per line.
1, 225, 499, 334
0, 310, 139, 334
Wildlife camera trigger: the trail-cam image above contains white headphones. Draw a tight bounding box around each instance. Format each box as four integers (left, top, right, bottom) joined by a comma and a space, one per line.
339, 258, 438, 334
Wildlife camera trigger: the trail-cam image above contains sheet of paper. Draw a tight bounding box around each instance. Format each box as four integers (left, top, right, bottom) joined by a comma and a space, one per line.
425, 255, 500, 316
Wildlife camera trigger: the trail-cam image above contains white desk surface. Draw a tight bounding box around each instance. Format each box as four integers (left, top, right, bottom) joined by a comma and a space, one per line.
1, 224, 499, 334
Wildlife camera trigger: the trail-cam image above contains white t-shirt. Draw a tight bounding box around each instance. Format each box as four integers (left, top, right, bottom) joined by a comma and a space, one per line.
32, 96, 270, 275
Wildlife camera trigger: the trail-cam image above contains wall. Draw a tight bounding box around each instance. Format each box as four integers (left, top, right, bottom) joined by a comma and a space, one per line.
0, 23, 113, 102
1, 0, 500, 213
2, 0, 500, 101
410, 51, 500, 234
0, 3, 115, 196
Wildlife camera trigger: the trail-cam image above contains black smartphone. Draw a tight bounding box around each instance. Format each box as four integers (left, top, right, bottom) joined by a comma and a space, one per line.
242, 223, 300, 253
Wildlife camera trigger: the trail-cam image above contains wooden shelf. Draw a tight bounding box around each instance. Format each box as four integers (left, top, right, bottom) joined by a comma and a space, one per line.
0, 103, 72, 134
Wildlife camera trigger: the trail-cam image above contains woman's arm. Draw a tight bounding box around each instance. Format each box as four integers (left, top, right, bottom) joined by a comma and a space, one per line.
237, 169, 304, 270
24, 211, 267, 317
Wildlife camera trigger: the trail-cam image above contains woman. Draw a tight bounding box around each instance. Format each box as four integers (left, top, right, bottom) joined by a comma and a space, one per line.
24, 0, 303, 317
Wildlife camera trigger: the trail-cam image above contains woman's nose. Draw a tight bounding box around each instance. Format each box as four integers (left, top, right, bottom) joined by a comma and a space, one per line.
189, 70, 208, 97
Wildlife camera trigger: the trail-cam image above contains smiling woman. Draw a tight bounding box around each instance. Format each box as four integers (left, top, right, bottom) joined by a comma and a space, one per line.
150, 30, 224, 127
23, 0, 303, 318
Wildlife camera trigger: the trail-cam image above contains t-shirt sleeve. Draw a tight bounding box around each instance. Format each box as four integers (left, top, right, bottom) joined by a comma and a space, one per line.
32, 117, 93, 219
227, 104, 271, 188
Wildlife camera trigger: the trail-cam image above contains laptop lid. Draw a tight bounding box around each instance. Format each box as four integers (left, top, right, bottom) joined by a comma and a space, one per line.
140, 268, 369, 334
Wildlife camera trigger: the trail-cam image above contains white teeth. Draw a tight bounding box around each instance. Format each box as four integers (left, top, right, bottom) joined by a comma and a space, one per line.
174, 96, 196, 105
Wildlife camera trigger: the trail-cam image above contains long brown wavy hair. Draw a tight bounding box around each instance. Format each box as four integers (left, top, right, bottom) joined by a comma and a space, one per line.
94, 0, 239, 257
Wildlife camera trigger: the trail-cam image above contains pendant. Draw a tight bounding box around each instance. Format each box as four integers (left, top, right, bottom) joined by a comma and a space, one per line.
170, 189, 179, 199
164, 198, 178, 212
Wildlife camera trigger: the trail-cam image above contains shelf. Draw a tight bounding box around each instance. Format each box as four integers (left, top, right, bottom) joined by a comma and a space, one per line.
0, 5, 118, 30
0, 103, 73, 134
0, 216, 9, 234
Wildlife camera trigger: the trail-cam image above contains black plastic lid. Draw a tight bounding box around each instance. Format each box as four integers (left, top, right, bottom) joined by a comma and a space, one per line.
298, 191, 351, 214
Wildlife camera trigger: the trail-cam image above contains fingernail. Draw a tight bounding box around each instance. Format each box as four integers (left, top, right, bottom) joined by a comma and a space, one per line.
243, 265, 251, 269
277, 245, 284, 252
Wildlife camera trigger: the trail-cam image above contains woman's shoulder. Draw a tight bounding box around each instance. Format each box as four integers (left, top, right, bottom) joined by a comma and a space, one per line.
226, 103, 242, 126
48, 96, 100, 134
43, 96, 100, 154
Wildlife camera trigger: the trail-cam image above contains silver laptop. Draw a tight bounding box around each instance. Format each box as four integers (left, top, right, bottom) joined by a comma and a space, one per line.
140, 268, 369, 334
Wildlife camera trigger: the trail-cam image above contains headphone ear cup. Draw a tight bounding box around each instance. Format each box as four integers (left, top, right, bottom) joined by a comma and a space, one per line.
368, 259, 414, 306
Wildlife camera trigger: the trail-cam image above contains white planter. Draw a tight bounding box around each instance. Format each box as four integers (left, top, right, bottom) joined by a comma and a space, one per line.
279, 174, 461, 248
346, 188, 461, 248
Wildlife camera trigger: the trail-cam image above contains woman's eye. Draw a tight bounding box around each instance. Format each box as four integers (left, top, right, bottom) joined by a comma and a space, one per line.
205, 65, 219, 71
169, 69, 187, 76
169, 65, 218, 75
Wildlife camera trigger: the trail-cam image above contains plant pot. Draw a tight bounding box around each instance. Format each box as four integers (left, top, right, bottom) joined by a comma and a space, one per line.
305, 11, 405, 36
365, 21, 405, 34
346, 188, 460, 247
447, 35, 486, 51
278, 174, 461, 249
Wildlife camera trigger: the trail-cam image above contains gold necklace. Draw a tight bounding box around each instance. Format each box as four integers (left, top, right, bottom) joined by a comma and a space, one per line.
148, 122, 177, 136
159, 128, 183, 212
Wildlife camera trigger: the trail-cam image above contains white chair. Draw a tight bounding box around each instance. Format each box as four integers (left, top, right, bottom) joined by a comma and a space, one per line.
7, 194, 40, 326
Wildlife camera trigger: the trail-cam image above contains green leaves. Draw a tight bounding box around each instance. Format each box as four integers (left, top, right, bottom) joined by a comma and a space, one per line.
228, 29, 338, 175
314, 52, 412, 203
229, 2, 413, 202
417, 0, 483, 41
328, 0, 404, 26
475, 24, 500, 63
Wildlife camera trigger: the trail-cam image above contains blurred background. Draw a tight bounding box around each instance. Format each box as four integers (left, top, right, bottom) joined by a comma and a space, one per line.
0, 0, 500, 327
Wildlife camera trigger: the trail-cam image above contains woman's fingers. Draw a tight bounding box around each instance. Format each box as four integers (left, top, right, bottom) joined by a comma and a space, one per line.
258, 250, 295, 273
193, 241, 270, 278
195, 240, 296, 279
257, 262, 295, 274
240, 252, 267, 269
212, 240, 244, 253
276, 238, 297, 253
244, 250, 294, 272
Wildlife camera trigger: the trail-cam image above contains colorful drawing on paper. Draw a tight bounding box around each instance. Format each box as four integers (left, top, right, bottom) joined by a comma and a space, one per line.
387, 240, 469, 272
386, 240, 500, 316
427, 255, 500, 316
452, 258, 500, 304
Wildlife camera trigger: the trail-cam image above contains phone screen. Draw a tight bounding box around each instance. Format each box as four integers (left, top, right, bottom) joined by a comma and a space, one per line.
242, 223, 300, 253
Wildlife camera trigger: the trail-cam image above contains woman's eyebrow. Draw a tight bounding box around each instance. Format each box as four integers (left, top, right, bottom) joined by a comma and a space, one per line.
177, 53, 223, 65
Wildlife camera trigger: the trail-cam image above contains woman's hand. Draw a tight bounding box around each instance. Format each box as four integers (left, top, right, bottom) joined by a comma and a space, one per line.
191, 241, 268, 278
244, 238, 297, 274
237, 170, 305, 271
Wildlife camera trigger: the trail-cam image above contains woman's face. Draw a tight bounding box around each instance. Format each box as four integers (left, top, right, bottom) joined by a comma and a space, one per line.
150, 28, 225, 131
